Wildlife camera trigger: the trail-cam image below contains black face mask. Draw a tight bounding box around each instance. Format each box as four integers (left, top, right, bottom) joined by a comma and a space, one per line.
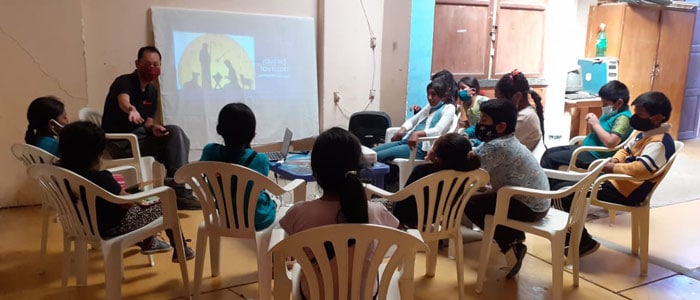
475, 123, 497, 141
630, 114, 655, 131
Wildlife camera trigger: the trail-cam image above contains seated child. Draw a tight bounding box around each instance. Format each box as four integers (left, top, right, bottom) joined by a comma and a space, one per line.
58, 121, 194, 262
25, 96, 69, 156
280, 127, 399, 299
392, 133, 481, 228
541, 80, 633, 172
465, 99, 550, 279
561, 91, 676, 257
494, 70, 545, 151
200, 103, 277, 230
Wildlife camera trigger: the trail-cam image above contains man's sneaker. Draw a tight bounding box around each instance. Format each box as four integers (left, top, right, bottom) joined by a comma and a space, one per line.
172, 244, 195, 263
565, 236, 600, 258
176, 189, 201, 210
505, 243, 527, 279
139, 236, 172, 255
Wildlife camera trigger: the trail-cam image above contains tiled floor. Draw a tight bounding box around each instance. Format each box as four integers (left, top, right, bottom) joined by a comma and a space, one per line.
1, 139, 699, 299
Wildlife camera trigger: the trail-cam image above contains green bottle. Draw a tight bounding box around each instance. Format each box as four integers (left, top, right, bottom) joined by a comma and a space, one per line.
596, 23, 607, 57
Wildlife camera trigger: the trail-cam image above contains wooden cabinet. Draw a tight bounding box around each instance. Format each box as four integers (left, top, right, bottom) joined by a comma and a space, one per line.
432, 0, 547, 79
585, 3, 696, 138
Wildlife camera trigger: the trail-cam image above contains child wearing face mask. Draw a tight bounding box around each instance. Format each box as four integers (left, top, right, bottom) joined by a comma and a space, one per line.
556, 91, 675, 259
456, 76, 490, 141
25, 96, 69, 156
540, 80, 633, 173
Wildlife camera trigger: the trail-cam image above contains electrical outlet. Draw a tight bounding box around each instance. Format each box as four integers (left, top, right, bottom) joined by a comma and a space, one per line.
333, 91, 341, 103
369, 89, 376, 101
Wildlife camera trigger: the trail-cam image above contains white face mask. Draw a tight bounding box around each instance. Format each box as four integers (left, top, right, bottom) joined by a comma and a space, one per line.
602, 105, 616, 116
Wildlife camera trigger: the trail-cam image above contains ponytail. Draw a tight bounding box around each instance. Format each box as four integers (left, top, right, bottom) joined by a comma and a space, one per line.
338, 171, 369, 223
529, 89, 546, 141
25, 126, 37, 145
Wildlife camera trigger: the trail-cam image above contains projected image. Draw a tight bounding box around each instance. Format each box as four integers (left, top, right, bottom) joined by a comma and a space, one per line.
174, 32, 255, 92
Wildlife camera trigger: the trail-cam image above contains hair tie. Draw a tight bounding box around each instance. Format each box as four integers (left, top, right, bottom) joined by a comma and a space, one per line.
345, 170, 357, 178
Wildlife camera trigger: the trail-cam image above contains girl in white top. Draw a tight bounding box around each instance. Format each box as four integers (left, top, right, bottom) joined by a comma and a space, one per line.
495, 69, 545, 151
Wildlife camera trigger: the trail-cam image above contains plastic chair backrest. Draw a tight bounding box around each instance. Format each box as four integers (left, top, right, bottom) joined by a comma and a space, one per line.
79, 107, 103, 126
349, 111, 392, 147
410, 169, 488, 237
27, 164, 108, 242
269, 223, 426, 300
639, 140, 684, 205
564, 159, 608, 228
174, 161, 289, 238
11, 143, 58, 166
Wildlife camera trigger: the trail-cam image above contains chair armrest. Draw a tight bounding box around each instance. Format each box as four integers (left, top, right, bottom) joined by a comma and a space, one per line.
568, 144, 618, 172
385, 127, 401, 143
543, 169, 587, 182
267, 179, 305, 195
568, 135, 585, 145
105, 186, 174, 206
268, 227, 287, 252
364, 183, 417, 202
106, 133, 142, 158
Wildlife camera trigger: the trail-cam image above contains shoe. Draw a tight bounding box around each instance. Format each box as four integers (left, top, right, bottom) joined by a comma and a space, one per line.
176, 189, 201, 210
139, 236, 172, 255
564, 235, 600, 258
172, 240, 195, 263
505, 243, 527, 279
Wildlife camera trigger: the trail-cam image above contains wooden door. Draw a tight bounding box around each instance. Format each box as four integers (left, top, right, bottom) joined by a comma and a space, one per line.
432, 0, 492, 78
679, 1, 700, 140
652, 9, 695, 138
492, 0, 547, 78
585, 4, 626, 58
617, 5, 660, 100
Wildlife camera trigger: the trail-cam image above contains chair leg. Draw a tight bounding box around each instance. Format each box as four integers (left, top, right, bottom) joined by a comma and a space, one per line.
256, 229, 274, 300
608, 209, 616, 225
170, 225, 191, 298
551, 235, 565, 300
210, 234, 221, 277
193, 227, 209, 299
148, 254, 155, 267
475, 216, 496, 294
454, 233, 465, 300
102, 245, 124, 300
639, 209, 650, 276
61, 235, 72, 287
75, 240, 89, 286
40, 203, 51, 258
425, 240, 439, 277
631, 213, 640, 256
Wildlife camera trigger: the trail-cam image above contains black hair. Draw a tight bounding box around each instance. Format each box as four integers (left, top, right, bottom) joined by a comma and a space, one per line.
598, 80, 630, 108
58, 121, 106, 172
427, 80, 453, 105
434, 133, 481, 171
25, 96, 65, 145
632, 91, 672, 122
495, 70, 545, 139
458, 76, 481, 94
216, 103, 256, 158
311, 127, 369, 224
137, 46, 162, 61
432, 69, 457, 103
479, 99, 518, 135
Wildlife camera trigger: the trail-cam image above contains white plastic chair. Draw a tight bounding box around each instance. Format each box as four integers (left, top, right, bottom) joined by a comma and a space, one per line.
268, 223, 427, 300
78, 107, 103, 127
475, 160, 607, 300
384, 110, 461, 188
561, 131, 636, 172
365, 169, 489, 300
27, 164, 190, 300
78, 107, 154, 185
174, 161, 305, 300
589, 140, 683, 276
10, 143, 58, 258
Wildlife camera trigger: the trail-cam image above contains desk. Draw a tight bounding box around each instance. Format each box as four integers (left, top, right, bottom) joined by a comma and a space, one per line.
270, 153, 390, 188
564, 97, 601, 137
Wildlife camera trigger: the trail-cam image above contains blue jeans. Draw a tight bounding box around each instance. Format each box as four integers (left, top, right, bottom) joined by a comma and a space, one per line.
373, 140, 426, 162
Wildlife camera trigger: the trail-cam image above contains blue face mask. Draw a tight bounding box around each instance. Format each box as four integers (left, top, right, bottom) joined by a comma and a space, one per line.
458, 90, 472, 102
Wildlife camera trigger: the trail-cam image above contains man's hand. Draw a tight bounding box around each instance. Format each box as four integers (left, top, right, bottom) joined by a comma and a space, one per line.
150, 124, 169, 137
129, 109, 144, 124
